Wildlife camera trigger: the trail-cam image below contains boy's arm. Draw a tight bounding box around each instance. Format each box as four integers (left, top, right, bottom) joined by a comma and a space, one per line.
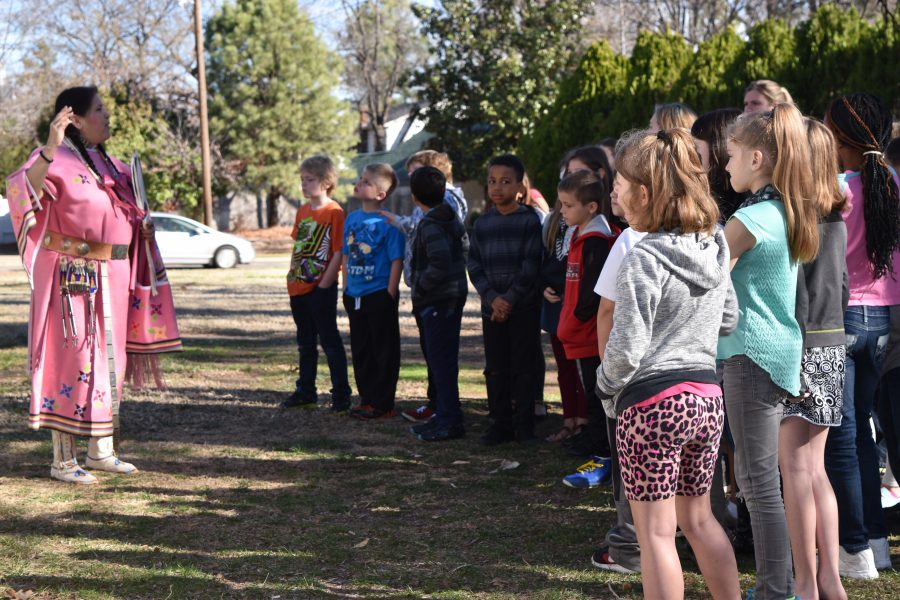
416, 222, 452, 294
321, 206, 345, 288
320, 250, 341, 288
388, 259, 402, 299
500, 216, 543, 307
467, 224, 497, 304
574, 237, 611, 322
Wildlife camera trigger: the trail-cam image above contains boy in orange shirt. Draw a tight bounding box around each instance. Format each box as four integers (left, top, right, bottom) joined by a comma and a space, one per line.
284, 155, 352, 411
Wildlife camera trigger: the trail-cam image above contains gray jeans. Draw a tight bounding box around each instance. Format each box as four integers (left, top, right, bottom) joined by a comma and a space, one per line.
604, 416, 641, 571
724, 355, 793, 600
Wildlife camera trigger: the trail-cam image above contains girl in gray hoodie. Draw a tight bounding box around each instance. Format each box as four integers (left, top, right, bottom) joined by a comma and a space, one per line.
596, 128, 740, 600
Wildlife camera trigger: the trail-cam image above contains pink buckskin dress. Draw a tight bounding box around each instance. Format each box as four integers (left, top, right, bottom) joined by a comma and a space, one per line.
6, 144, 181, 437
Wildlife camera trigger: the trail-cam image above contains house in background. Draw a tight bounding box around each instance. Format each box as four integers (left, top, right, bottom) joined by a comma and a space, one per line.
347, 103, 484, 220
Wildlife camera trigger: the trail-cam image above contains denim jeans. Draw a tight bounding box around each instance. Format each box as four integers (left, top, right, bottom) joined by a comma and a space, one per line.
419, 303, 464, 427
824, 305, 890, 550
289, 285, 351, 401
878, 367, 900, 491
723, 355, 793, 600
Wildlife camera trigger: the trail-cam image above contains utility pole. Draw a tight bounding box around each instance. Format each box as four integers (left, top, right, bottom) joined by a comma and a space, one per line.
194, 0, 214, 227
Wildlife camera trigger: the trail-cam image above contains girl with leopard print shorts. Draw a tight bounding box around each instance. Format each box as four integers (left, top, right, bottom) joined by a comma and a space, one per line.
596, 128, 741, 599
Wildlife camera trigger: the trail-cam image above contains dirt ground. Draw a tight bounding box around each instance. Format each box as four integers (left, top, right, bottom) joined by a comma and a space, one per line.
0, 254, 896, 599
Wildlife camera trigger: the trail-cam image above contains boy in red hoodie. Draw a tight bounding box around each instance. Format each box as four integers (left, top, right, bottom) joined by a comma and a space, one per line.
556, 170, 620, 487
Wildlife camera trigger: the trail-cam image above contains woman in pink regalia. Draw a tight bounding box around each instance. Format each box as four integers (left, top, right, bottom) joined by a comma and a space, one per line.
6, 86, 181, 484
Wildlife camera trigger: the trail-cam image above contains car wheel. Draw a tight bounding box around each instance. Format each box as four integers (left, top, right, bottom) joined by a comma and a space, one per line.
213, 246, 239, 269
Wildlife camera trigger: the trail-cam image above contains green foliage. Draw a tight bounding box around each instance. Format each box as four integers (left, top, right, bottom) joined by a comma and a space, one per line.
519, 40, 627, 198
102, 88, 203, 217
521, 5, 900, 197
674, 28, 744, 113
793, 4, 866, 115
205, 0, 356, 222
412, 0, 593, 180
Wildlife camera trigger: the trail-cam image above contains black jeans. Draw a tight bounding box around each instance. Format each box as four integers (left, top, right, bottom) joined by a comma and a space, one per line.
343, 289, 400, 412
413, 311, 437, 408
289, 285, 351, 401
481, 306, 542, 435
577, 355, 610, 457
418, 302, 464, 427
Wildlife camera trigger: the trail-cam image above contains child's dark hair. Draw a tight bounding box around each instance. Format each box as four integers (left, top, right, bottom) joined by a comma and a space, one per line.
886, 137, 900, 169
557, 170, 613, 221
597, 137, 617, 151
559, 145, 613, 182
826, 93, 900, 279
488, 154, 526, 182
409, 166, 447, 208
691, 108, 744, 221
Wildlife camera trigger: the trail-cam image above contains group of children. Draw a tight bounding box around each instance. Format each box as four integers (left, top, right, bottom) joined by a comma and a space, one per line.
284, 81, 900, 600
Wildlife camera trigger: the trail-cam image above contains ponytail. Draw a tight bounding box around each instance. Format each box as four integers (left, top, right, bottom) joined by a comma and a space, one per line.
728, 103, 819, 262
771, 103, 819, 262
826, 93, 900, 279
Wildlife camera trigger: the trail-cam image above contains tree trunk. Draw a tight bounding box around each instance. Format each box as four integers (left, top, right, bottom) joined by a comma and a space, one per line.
266, 187, 281, 228
373, 119, 387, 152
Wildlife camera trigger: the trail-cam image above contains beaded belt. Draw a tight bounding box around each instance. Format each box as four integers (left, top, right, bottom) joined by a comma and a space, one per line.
42, 230, 129, 260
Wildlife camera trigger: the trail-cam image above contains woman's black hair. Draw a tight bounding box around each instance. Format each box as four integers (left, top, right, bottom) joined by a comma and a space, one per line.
691, 108, 745, 221
827, 93, 900, 279
54, 86, 118, 180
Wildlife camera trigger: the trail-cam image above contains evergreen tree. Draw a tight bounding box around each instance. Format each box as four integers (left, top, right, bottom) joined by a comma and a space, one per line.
412, 0, 593, 180
206, 0, 356, 226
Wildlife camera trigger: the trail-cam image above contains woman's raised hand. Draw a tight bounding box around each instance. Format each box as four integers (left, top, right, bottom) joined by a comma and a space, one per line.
45, 106, 74, 155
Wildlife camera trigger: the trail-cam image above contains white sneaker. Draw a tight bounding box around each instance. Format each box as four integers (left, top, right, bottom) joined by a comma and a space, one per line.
882, 485, 900, 509
838, 546, 879, 579
85, 454, 138, 474
869, 537, 892, 570
50, 459, 98, 485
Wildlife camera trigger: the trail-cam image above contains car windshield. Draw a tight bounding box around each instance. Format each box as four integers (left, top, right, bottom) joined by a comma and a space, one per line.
156, 217, 200, 234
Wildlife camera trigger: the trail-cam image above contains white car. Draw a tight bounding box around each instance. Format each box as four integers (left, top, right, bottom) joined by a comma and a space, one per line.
151, 212, 255, 268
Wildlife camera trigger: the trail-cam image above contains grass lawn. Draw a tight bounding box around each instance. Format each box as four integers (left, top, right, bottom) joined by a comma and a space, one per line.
0, 254, 897, 599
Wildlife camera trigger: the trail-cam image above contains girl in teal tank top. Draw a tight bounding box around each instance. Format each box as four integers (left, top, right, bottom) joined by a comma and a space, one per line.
721, 103, 821, 600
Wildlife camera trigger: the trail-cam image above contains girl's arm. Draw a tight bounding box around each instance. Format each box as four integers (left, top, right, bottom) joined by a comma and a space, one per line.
596, 298, 615, 359
597, 249, 661, 397
724, 217, 756, 270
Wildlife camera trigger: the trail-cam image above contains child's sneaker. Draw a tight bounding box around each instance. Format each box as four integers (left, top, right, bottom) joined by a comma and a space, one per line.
590, 546, 637, 574
411, 420, 439, 435
281, 391, 317, 409
881, 485, 900, 509
349, 404, 374, 417
353, 408, 395, 420
418, 423, 465, 442
479, 426, 515, 446
330, 398, 351, 413
562, 456, 611, 488
401, 405, 434, 423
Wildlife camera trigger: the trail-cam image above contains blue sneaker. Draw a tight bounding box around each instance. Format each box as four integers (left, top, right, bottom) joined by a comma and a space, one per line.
562, 456, 611, 488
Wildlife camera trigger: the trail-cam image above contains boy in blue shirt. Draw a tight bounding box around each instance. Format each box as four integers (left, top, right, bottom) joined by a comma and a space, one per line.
343, 163, 406, 419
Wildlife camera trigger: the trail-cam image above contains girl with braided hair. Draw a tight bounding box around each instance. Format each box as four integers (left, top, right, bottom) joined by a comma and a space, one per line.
5, 86, 181, 484
822, 92, 900, 577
